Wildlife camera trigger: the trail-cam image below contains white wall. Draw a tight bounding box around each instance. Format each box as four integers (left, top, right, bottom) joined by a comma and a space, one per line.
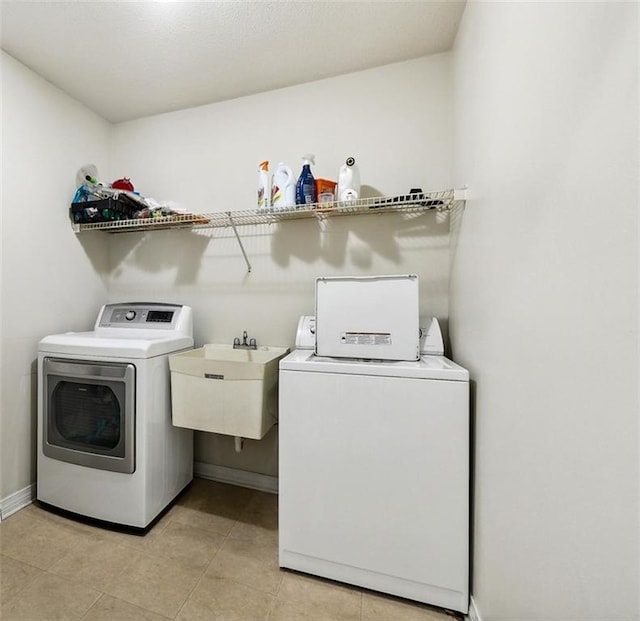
108, 55, 454, 474
0, 52, 111, 501
450, 3, 639, 620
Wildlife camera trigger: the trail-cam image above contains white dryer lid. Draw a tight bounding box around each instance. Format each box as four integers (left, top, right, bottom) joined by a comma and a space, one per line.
38, 331, 194, 359
279, 349, 468, 381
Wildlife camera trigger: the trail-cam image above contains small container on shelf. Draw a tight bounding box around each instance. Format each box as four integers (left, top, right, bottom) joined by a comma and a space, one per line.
69, 195, 140, 224
315, 178, 337, 204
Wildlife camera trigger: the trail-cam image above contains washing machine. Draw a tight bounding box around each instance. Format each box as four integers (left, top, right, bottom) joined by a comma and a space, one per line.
278, 276, 470, 614
37, 302, 194, 531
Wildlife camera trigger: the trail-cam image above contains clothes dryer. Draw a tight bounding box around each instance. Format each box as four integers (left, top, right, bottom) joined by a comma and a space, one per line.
37, 302, 194, 531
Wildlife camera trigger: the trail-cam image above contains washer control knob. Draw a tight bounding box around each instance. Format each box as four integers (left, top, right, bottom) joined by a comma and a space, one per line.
125, 310, 136, 321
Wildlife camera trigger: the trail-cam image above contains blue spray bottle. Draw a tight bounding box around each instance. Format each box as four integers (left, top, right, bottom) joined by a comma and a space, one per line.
296, 154, 317, 206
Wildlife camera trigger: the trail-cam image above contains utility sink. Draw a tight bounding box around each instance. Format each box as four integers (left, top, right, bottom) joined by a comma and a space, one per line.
169, 344, 289, 439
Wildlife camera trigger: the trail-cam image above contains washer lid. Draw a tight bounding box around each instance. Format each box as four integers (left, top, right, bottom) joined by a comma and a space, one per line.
315, 274, 420, 361
279, 349, 468, 381
38, 331, 194, 359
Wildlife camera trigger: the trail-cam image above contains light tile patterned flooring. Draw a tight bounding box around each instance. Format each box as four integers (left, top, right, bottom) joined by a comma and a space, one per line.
0, 478, 460, 620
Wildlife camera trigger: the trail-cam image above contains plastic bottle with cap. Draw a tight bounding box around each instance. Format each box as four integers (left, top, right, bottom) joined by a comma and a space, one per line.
296, 154, 317, 206
337, 156, 360, 201
257, 160, 271, 209
271, 163, 296, 210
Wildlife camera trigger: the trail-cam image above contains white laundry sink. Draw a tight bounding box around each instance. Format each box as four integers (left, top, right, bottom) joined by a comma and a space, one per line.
169, 344, 289, 440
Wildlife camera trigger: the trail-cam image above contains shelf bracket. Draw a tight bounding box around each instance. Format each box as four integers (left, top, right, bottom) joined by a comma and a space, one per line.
227, 212, 252, 273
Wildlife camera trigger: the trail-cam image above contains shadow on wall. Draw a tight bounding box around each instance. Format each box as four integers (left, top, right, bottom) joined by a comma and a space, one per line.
448, 201, 467, 281
74, 231, 111, 280
271, 209, 450, 269
108, 229, 211, 285
96, 206, 450, 285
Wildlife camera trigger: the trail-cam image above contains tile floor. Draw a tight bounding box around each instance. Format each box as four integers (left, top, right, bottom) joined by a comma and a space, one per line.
0, 478, 461, 620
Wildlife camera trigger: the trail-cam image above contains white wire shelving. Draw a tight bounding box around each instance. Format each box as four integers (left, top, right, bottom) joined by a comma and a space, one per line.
70, 188, 466, 272
71, 189, 465, 233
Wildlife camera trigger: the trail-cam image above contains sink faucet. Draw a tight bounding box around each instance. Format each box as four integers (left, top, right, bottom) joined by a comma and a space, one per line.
233, 330, 257, 350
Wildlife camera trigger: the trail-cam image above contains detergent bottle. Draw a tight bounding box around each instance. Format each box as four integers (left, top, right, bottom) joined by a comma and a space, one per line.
296, 154, 317, 206
257, 160, 271, 209
337, 156, 360, 201
271, 163, 296, 210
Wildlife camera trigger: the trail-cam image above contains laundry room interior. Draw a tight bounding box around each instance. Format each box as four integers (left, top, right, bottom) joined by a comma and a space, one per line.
1, 2, 638, 621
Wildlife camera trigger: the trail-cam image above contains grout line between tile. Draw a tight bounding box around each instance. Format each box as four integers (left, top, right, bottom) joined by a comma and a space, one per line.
171, 521, 233, 620
0, 553, 44, 610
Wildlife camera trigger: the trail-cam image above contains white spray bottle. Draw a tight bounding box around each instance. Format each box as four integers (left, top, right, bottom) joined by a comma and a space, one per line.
337, 156, 360, 201
271, 163, 296, 210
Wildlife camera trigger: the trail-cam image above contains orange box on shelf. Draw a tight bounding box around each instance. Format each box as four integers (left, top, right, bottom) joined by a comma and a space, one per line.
315, 178, 337, 204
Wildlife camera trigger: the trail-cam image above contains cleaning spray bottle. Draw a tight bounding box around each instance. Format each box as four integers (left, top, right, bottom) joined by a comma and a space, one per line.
271, 162, 296, 210
257, 160, 271, 209
296, 154, 317, 206
337, 156, 361, 201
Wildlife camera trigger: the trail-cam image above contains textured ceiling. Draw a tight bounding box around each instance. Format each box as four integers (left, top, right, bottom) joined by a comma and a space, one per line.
1, 1, 466, 124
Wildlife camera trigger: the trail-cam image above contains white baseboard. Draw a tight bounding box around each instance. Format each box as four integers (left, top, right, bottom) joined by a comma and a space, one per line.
0, 483, 35, 521
194, 462, 278, 494
467, 595, 482, 621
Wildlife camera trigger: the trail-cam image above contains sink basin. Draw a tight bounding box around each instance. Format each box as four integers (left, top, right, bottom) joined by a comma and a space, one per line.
169, 344, 289, 439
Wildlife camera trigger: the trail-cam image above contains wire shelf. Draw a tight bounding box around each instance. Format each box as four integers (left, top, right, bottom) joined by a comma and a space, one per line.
70, 189, 464, 234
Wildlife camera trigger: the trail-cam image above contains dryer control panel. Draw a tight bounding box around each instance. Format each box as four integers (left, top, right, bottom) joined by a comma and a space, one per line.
96, 303, 193, 336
